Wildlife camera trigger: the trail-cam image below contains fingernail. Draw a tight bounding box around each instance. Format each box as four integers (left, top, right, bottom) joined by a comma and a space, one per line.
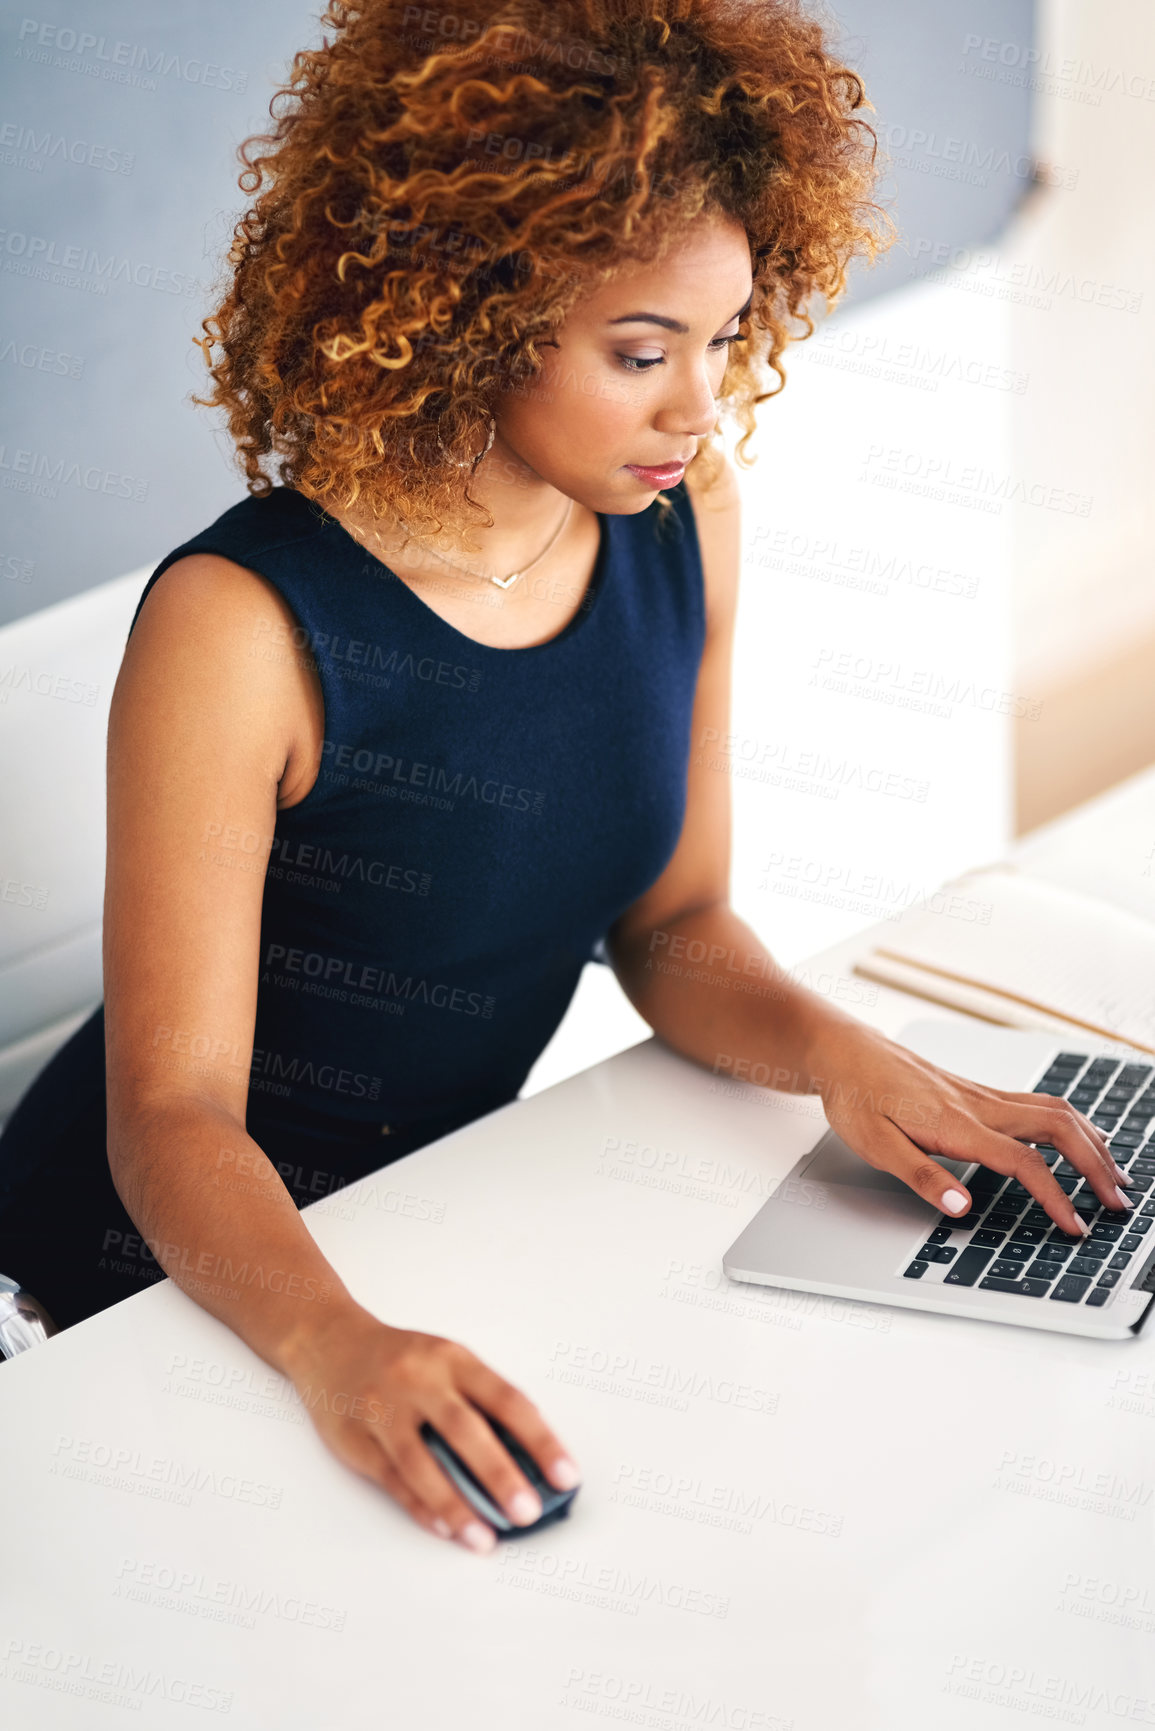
940, 1189, 969, 1215
510, 1490, 542, 1525
432, 1517, 451, 1539
1114, 1165, 1132, 1184
550, 1457, 581, 1490
1115, 1187, 1134, 1210
459, 1521, 496, 1554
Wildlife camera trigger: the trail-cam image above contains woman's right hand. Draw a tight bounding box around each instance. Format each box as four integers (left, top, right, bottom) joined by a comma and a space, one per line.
279, 1302, 582, 1553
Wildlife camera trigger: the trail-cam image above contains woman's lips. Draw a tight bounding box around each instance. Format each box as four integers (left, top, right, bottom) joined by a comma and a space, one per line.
624, 462, 687, 486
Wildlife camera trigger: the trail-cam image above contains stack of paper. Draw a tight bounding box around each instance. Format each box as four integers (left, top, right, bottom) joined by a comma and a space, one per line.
852, 865, 1155, 1053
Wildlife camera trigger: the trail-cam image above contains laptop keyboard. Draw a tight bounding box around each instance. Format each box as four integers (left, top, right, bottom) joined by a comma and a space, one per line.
900, 1051, 1155, 1310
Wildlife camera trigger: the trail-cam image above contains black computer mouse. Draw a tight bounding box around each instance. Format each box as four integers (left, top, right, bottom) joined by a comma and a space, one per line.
419, 1411, 579, 1539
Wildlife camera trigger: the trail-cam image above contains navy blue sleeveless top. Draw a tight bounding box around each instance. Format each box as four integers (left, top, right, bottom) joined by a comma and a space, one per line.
126, 483, 705, 1129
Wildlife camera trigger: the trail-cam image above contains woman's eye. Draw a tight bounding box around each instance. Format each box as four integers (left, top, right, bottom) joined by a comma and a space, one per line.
615, 333, 745, 373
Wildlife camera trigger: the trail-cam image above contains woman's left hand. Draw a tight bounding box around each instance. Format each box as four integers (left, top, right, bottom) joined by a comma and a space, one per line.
803, 1018, 1135, 1236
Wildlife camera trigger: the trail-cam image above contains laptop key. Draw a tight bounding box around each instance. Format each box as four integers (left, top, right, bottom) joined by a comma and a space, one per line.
903, 1261, 928, 1279
1068, 1255, 1107, 1277
972, 1228, 1005, 1247
979, 1276, 1049, 1297
1051, 1274, 1092, 1302
1127, 1214, 1152, 1231
917, 1244, 956, 1262
944, 1247, 995, 1286
1008, 1226, 1047, 1243
1096, 1270, 1121, 1288
927, 1226, 952, 1244
1109, 1251, 1134, 1271
985, 1211, 1022, 1231
1035, 1243, 1073, 1263
997, 1242, 1036, 1263
1089, 1223, 1125, 1241
938, 1212, 984, 1231
1085, 1288, 1112, 1308
1121, 1234, 1145, 1253
992, 1258, 1033, 1278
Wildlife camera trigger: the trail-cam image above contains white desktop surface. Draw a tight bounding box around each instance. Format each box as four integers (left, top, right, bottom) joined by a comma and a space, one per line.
3, 775, 1155, 1730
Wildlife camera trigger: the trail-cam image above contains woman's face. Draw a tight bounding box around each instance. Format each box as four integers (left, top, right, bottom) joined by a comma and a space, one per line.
488, 209, 754, 514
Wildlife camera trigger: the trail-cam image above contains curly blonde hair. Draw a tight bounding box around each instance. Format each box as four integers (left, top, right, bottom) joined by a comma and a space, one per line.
194, 0, 890, 547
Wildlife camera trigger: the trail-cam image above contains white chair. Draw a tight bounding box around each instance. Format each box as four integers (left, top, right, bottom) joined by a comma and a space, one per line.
0, 569, 149, 1131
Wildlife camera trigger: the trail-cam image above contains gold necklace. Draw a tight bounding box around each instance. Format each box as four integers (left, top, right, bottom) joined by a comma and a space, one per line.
395, 497, 575, 590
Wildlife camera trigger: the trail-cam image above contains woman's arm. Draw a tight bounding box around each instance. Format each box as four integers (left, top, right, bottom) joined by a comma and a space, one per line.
607, 456, 1130, 1234
103, 551, 351, 1369
102, 554, 578, 1550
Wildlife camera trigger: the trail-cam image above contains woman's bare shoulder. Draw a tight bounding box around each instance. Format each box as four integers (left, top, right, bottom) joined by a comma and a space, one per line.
120, 551, 324, 806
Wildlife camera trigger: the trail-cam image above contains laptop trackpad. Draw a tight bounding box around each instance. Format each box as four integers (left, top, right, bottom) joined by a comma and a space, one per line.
801, 1128, 974, 1194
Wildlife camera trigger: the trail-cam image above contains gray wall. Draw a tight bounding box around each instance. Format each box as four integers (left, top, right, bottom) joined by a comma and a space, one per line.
0, 0, 1032, 625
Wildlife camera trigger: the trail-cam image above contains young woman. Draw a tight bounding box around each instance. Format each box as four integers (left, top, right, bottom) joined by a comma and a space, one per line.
0, 0, 1129, 1554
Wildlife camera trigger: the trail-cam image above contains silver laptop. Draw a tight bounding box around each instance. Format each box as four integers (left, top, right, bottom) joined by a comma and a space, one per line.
723, 1017, 1155, 1340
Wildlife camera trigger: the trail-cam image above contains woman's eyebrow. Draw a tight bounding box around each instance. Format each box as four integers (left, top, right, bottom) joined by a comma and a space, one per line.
607, 293, 754, 335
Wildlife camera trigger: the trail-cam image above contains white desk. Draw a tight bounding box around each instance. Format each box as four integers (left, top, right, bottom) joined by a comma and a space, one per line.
3, 770, 1154, 1731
